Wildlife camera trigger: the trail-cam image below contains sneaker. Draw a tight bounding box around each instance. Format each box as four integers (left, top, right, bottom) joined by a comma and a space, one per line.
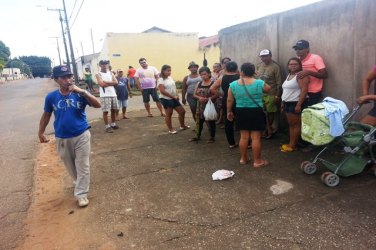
77, 197, 89, 207
111, 124, 119, 129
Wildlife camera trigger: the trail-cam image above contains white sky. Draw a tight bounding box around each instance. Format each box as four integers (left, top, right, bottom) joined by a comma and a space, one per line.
1, 0, 322, 64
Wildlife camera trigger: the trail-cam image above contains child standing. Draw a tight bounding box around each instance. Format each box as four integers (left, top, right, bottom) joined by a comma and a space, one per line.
115, 70, 132, 120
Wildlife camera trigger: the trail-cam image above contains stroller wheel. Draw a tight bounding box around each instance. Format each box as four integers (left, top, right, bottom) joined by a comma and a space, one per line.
320, 172, 332, 182
323, 173, 340, 187
301, 161, 317, 175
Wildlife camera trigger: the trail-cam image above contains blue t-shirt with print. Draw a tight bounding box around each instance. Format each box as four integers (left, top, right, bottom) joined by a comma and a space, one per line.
229, 79, 264, 108
44, 90, 90, 138
115, 77, 129, 100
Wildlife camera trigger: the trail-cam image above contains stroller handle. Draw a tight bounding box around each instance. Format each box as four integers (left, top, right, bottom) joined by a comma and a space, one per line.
343, 105, 362, 125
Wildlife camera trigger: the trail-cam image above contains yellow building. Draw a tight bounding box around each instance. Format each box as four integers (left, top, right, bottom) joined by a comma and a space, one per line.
95, 27, 220, 81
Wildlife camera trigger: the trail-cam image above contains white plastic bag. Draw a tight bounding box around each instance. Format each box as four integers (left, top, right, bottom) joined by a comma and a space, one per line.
203, 98, 218, 121
212, 169, 235, 181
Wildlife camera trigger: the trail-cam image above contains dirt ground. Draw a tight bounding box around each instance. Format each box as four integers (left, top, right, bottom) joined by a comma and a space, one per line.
19, 136, 113, 250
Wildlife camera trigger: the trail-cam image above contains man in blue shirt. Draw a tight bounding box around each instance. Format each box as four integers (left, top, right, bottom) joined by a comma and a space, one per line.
38, 65, 101, 207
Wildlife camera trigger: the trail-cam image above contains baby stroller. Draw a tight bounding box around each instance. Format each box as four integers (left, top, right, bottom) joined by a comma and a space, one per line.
300, 103, 376, 187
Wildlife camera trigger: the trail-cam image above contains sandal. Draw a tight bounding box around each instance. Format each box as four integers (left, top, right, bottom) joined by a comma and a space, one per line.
253, 160, 269, 168
280, 144, 297, 152
147, 113, 153, 117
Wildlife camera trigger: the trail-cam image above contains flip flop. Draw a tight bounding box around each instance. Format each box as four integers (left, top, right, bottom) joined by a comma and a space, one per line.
253, 160, 269, 168
179, 125, 191, 131
240, 159, 249, 165
147, 113, 153, 117
168, 130, 177, 134
280, 144, 296, 152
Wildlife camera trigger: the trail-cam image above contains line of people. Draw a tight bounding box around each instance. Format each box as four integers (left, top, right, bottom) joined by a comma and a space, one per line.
37, 38, 331, 207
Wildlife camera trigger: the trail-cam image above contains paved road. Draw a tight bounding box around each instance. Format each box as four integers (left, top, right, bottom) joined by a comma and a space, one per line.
0, 78, 55, 249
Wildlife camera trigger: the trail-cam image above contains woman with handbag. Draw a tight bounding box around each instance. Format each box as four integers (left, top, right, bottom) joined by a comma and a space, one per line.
227, 62, 271, 167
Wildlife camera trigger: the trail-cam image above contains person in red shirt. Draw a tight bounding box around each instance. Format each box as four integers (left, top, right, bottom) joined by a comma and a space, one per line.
127, 65, 136, 89
293, 40, 328, 106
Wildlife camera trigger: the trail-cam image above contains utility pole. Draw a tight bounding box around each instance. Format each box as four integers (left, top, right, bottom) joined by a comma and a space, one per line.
49, 36, 62, 65
80, 41, 84, 56
90, 29, 95, 54
47, 8, 70, 68
62, 0, 79, 83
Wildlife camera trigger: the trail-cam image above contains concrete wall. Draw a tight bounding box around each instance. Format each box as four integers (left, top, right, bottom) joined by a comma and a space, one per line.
219, 0, 376, 113
98, 32, 220, 81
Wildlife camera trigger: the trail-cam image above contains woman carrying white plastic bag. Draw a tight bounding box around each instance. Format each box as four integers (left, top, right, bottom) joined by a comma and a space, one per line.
189, 66, 219, 143
203, 98, 218, 121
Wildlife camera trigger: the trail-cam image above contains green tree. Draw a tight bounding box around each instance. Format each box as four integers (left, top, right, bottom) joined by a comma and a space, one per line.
6, 58, 32, 76
0, 41, 11, 71
19, 56, 51, 77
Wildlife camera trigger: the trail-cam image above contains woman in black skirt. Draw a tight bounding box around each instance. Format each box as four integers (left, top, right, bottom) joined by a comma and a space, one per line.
227, 62, 271, 167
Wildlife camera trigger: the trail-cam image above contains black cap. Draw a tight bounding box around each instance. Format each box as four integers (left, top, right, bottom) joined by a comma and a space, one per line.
292, 40, 310, 50
52, 65, 72, 78
99, 60, 109, 65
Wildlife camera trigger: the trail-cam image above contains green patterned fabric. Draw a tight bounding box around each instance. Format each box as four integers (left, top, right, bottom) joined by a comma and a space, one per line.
301, 103, 334, 145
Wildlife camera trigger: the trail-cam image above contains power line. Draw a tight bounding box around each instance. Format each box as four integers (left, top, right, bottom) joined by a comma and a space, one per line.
68, 0, 78, 22
70, 0, 85, 30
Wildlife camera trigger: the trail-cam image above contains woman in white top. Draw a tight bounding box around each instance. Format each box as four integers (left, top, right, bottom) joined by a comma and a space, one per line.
157, 65, 190, 134
280, 57, 309, 152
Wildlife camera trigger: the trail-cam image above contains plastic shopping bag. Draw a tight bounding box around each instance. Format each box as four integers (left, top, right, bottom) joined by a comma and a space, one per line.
212, 169, 235, 180
203, 99, 218, 121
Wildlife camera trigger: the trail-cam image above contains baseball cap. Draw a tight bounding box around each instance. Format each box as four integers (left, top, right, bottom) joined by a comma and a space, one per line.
188, 61, 199, 69
99, 60, 109, 65
292, 40, 310, 50
259, 49, 272, 56
52, 65, 72, 78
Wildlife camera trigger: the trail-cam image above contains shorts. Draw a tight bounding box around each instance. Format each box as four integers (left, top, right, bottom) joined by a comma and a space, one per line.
306, 92, 322, 107
142, 88, 160, 103
235, 107, 266, 131
186, 94, 197, 109
160, 98, 182, 109
100, 97, 119, 112
263, 95, 278, 113
129, 78, 135, 87
283, 101, 301, 114
117, 99, 129, 108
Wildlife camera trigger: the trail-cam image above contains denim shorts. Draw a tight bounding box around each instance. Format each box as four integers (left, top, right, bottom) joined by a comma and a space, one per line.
160, 98, 182, 109
284, 101, 301, 114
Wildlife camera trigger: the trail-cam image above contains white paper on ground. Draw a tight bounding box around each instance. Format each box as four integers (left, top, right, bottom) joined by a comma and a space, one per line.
212, 170, 235, 180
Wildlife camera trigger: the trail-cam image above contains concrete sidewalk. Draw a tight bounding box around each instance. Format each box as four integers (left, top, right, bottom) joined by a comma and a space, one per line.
76, 106, 376, 249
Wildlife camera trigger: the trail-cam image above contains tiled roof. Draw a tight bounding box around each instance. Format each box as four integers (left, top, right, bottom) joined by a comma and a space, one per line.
199, 35, 219, 49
